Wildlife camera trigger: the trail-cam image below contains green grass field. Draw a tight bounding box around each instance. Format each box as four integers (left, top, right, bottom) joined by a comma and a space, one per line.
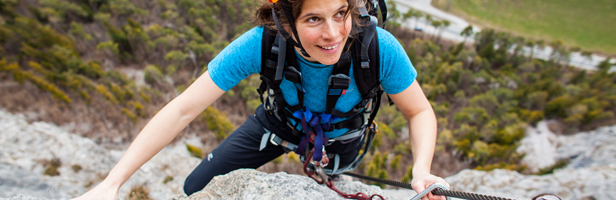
443, 0, 616, 55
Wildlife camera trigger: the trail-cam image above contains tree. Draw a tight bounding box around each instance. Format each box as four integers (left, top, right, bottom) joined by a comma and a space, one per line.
402, 8, 414, 37
581, 50, 593, 65
460, 25, 474, 44
423, 14, 433, 40
475, 29, 496, 53
385, 0, 401, 31
549, 39, 565, 61
511, 36, 526, 65
525, 39, 536, 60
430, 20, 441, 41
536, 39, 546, 53
568, 46, 582, 66
436, 20, 450, 43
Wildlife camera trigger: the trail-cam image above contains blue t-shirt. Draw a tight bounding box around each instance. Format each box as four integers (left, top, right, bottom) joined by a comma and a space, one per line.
208, 26, 416, 138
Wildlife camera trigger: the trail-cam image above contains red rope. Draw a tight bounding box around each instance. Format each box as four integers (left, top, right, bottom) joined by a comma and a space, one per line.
303, 149, 385, 200
326, 179, 384, 200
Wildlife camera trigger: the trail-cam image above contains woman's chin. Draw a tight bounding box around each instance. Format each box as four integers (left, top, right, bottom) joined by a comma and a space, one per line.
312, 52, 343, 65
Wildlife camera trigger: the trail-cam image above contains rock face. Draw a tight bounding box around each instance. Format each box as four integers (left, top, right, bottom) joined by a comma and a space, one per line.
446, 167, 616, 199
448, 122, 616, 199
517, 121, 560, 172
0, 110, 201, 199
170, 169, 394, 200
1, 110, 616, 200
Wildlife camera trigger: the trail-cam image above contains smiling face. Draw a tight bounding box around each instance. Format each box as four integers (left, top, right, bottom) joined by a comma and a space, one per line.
292, 0, 352, 65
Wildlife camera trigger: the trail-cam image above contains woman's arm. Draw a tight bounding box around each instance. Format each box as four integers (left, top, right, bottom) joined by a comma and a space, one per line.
73, 71, 225, 200
388, 81, 449, 200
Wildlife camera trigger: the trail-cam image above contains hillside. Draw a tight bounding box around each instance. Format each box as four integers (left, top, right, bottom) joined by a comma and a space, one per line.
432, 0, 616, 55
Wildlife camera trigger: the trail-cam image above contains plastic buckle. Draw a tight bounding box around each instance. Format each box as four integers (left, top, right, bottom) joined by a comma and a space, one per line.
271, 45, 280, 55
269, 133, 280, 146
328, 74, 351, 89
361, 61, 370, 69
285, 66, 302, 83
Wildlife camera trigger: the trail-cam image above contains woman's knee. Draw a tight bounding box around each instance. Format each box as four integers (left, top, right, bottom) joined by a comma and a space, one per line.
183, 170, 214, 195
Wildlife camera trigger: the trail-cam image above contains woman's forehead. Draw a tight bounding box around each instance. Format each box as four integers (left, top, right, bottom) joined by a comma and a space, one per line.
299, 0, 348, 15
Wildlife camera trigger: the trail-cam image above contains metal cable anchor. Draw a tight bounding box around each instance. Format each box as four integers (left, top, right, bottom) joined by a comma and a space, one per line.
409, 183, 451, 200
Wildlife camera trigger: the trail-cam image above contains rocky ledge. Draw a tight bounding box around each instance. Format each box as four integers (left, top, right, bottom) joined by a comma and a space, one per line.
1, 110, 615, 200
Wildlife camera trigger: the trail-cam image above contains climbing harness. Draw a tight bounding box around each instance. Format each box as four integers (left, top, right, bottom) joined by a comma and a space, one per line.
259, 0, 385, 175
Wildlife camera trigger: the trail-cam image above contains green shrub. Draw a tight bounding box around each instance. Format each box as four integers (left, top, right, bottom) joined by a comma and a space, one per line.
97, 41, 120, 55
536, 159, 569, 175
401, 165, 413, 183
470, 140, 489, 163
163, 176, 174, 184
70, 22, 92, 40
39, 0, 89, 22
128, 185, 151, 200
436, 129, 453, 153
495, 123, 525, 145
121, 108, 137, 123
71, 164, 82, 173
287, 152, 300, 163
95, 84, 119, 105
377, 122, 396, 139
185, 143, 203, 159
127, 101, 146, 117
475, 162, 525, 172
144, 65, 164, 86
43, 158, 61, 176
199, 107, 234, 139
390, 154, 402, 170
393, 141, 411, 155
9, 65, 72, 104
520, 109, 544, 125
272, 155, 283, 164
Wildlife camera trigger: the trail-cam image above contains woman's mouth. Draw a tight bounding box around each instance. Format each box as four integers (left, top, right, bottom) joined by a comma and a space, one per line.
318, 43, 339, 50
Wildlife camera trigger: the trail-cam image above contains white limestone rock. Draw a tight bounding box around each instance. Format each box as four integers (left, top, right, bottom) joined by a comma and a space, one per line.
170, 169, 392, 200
0, 110, 201, 199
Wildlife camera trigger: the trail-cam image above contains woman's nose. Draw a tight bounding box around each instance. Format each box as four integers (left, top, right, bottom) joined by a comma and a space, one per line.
322, 20, 339, 39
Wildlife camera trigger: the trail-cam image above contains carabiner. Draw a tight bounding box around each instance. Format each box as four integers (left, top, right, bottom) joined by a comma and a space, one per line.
409, 183, 451, 200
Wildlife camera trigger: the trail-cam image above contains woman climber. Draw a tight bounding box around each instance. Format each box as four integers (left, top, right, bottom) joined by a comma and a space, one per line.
75, 0, 449, 199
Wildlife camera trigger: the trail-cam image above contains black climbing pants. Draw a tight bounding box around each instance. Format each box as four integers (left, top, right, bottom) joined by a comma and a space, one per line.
183, 105, 365, 195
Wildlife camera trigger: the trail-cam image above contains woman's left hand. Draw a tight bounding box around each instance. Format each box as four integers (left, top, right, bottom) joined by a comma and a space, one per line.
411, 173, 450, 200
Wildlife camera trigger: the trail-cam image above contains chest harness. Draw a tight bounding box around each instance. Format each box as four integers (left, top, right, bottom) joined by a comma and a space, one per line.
257, 0, 390, 176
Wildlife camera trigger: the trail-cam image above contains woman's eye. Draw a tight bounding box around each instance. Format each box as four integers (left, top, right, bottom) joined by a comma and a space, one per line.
307, 17, 319, 23
335, 11, 345, 18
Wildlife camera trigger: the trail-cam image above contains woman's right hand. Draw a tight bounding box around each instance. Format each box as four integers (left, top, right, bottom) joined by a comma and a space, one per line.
72, 181, 119, 200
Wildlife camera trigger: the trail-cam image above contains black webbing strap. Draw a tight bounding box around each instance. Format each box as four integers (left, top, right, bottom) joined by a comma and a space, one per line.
325, 50, 352, 115
377, 0, 389, 27
272, 0, 310, 57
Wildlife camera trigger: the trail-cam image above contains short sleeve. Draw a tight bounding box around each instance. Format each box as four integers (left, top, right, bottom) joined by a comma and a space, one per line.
208, 26, 263, 91
377, 27, 417, 94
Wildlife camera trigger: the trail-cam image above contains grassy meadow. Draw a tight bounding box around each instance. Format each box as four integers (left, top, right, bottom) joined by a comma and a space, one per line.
436, 0, 616, 55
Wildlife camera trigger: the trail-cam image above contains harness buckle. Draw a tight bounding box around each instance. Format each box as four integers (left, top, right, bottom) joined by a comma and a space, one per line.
285, 66, 302, 83
361, 61, 370, 69
269, 133, 279, 146
271, 45, 280, 55
328, 74, 351, 89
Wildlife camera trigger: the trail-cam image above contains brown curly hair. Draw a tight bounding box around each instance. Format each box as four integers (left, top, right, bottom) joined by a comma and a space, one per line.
254, 0, 365, 33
